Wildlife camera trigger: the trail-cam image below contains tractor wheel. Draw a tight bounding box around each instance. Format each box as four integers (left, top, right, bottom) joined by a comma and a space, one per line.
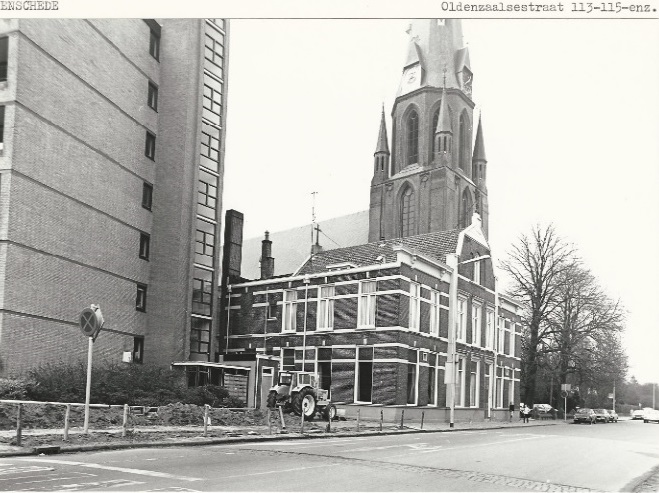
323, 404, 337, 421
293, 388, 317, 421
266, 390, 277, 409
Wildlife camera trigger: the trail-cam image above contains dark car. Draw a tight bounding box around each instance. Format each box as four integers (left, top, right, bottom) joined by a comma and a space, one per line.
573, 408, 597, 424
593, 409, 610, 423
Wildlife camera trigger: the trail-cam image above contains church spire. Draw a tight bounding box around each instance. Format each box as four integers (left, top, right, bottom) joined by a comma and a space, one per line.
472, 113, 487, 187
375, 105, 389, 154
372, 105, 390, 185
434, 84, 453, 163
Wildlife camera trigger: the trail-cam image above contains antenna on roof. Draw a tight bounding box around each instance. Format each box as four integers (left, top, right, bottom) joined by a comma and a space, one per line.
311, 191, 318, 248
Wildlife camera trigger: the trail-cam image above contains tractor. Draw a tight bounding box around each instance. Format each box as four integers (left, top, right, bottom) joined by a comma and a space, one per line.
266, 371, 337, 421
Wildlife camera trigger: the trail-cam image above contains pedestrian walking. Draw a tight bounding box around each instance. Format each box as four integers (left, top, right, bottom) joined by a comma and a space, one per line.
509, 402, 515, 421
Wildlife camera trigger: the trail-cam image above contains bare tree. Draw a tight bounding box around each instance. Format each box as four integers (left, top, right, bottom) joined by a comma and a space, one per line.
500, 224, 575, 405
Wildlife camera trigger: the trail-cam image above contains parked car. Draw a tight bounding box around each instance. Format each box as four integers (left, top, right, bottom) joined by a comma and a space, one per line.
573, 408, 597, 424
632, 407, 653, 420
606, 410, 618, 422
593, 409, 609, 423
643, 409, 659, 423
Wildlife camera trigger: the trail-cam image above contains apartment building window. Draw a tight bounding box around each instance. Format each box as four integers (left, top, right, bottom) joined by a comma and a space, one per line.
509, 323, 516, 356
190, 317, 211, 355
133, 336, 144, 364
282, 348, 295, 371
197, 169, 218, 219
192, 267, 213, 316
147, 81, 158, 111
457, 296, 467, 342
200, 125, 220, 172
508, 368, 515, 405
139, 232, 150, 260
266, 294, 277, 320
407, 349, 419, 405
204, 25, 225, 77
495, 367, 504, 407
355, 347, 374, 403
145, 132, 156, 160
195, 219, 215, 268
358, 280, 377, 328
409, 282, 421, 331
136, 284, 147, 312
455, 357, 466, 407
0, 37, 7, 82
428, 353, 437, 405
142, 182, 153, 210
473, 258, 481, 284
471, 302, 481, 346
149, 28, 160, 60
202, 73, 223, 127
0, 106, 4, 150
282, 289, 297, 332
485, 308, 495, 349
497, 317, 506, 353
317, 285, 335, 330
429, 291, 440, 337
469, 360, 479, 407
317, 347, 332, 398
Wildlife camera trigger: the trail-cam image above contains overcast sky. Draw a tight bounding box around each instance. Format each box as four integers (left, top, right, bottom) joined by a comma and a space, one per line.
222, 17, 659, 385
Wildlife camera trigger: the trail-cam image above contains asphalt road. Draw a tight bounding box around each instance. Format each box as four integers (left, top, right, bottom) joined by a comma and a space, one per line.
0, 419, 658, 491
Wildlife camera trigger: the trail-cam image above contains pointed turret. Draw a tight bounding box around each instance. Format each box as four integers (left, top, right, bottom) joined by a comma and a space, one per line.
433, 87, 453, 164
372, 106, 390, 185
472, 114, 487, 186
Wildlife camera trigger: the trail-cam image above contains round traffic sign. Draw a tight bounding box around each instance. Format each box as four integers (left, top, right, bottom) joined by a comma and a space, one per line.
79, 308, 101, 337
561, 390, 569, 398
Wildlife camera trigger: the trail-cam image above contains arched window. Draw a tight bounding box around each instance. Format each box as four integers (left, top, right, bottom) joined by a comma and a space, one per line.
431, 107, 440, 155
458, 112, 471, 175
459, 188, 473, 228
400, 185, 416, 237
406, 110, 419, 166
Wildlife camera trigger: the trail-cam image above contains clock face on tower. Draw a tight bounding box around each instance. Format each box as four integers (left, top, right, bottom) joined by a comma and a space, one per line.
400, 65, 422, 95
462, 69, 473, 97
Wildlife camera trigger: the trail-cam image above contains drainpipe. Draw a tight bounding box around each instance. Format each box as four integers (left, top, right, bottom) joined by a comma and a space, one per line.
225, 282, 232, 354
446, 253, 459, 428
302, 275, 310, 370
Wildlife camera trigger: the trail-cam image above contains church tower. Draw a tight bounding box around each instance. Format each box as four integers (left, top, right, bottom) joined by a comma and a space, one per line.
368, 19, 489, 242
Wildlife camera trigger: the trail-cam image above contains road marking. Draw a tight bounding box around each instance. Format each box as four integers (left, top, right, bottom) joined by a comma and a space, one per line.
57, 479, 145, 490
17, 459, 202, 482
220, 462, 339, 480
0, 466, 55, 476
382, 435, 541, 459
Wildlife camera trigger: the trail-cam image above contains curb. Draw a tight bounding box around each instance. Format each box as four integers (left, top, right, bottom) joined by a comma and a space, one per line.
0, 421, 560, 458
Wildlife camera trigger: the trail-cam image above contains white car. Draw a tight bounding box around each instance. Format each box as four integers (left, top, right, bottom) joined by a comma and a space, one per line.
644, 409, 659, 423
632, 409, 646, 420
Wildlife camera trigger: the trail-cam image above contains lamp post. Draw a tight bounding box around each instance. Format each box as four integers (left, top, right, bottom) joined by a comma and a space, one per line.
301, 275, 310, 371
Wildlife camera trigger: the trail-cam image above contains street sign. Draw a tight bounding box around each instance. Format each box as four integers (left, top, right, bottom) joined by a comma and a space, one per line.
79, 305, 104, 340
561, 383, 571, 391
561, 390, 569, 398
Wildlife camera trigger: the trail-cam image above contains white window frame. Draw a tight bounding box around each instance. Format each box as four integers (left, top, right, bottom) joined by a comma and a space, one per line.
428, 355, 438, 406
317, 285, 335, 331
485, 362, 494, 411
455, 356, 466, 407
429, 290, 440, 337
495, 367, 504, 408
354, 346, 374, 404
473, 260, 481, 285
358, 280, 377, 328
282, 289, 297, 332
508, 368, 515, 405
485, 308, 495, 349
407, 349, 419, 406
471, 302, 482, 347
497, 316, 506, 353
509, 322, 516, 356
457, 296, 467, 342
469, 360, 480, 408
409, 282, 421, 331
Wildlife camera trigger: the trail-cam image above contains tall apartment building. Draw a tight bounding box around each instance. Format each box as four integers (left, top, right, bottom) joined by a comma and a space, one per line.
0, 19, 229, 377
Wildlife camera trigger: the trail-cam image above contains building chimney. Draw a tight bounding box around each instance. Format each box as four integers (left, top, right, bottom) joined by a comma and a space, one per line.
260, 231, 275, 279
221, 210, 244, 282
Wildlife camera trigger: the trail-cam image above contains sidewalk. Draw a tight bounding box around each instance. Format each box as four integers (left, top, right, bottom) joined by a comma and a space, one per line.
0, 418, 565, 457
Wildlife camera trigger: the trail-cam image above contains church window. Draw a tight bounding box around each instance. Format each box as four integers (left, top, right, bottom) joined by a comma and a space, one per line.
400, 185, 416, 237
459, 188, 473, 228
431, 108, 440, 155
405, 110, 419, 165
458, 112, 471, 175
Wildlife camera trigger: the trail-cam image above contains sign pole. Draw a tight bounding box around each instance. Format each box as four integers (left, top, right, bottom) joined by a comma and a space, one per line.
83, 336, 93, 434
